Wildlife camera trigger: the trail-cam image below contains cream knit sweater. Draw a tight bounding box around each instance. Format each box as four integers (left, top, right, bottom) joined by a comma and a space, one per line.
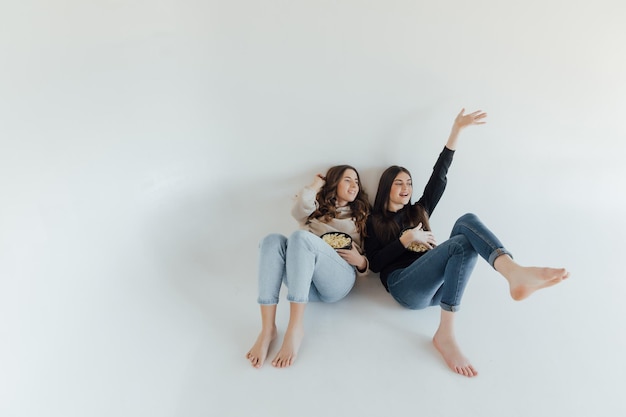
291, 185, 369, 274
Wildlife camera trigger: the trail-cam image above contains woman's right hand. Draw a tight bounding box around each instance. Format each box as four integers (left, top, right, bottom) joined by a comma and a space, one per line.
310, 173, 326, 190
400, 223, 437, 249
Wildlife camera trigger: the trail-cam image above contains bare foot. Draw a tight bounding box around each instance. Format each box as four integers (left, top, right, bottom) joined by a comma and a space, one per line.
433, 331, 478, 378
245, 326, 277, 368
508, 267, 570, 301
272, 325, 304, 368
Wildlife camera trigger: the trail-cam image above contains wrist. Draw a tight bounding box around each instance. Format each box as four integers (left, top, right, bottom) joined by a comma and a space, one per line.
357, 256, 367, 273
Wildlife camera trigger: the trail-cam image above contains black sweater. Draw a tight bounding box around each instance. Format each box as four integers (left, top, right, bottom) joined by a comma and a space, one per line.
365, 147, 455, 290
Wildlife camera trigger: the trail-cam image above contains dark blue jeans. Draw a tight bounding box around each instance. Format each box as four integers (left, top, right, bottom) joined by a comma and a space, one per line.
386, 213, 512, 312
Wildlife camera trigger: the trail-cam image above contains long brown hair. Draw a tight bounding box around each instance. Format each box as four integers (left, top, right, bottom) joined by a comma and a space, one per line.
308, 165, 371, 237
370, 165, 431, 244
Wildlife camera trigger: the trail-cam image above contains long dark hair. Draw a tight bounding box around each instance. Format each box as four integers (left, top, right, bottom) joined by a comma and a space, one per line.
369, 165, 431, 244
308, 165, 371, 237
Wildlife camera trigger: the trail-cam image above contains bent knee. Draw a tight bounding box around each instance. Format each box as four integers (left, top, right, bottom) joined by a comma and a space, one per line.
289, 229, 317, 245
457, 212, 479, 223
259, 233, 286, 249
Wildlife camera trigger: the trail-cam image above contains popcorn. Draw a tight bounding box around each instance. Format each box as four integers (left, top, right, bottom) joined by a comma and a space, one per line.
321, 232, 352, 249
401, 228, 431, 252
406, 242, 430, 252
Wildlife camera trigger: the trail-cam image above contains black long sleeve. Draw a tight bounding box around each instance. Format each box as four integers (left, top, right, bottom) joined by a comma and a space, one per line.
365, 147, 454, 290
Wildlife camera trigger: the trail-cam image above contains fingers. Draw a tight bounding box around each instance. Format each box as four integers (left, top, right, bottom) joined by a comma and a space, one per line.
335, 249, 355, 264
468, 110, 488, 124
457, 109, 487, 125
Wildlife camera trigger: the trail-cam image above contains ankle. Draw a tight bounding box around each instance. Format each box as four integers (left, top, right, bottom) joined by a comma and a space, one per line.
494, 254, 516, 276
261, 325, 277, 334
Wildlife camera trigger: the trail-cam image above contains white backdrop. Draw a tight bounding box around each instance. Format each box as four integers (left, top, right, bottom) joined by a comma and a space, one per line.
2, 1, 625, 416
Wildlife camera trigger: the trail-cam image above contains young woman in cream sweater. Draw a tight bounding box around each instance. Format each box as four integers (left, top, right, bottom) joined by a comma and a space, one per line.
246, 165, 370, 368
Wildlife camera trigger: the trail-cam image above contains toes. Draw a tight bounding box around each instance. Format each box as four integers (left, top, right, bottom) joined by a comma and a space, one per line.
271, 354, 293, 368
455, 365, 477, 377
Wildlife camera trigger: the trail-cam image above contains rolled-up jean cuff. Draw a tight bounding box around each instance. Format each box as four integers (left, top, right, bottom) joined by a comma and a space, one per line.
488, 248, 513, 268
440, 302, 461, 312
286, 297, 308, 304
258, 297, 278, 305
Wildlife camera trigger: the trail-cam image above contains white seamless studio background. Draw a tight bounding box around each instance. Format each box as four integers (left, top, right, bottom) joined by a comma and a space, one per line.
1, 1, 625, 416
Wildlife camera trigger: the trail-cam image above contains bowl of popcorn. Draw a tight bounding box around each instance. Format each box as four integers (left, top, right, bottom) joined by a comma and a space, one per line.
320, 232, 353, 249
401, 228, 431, 252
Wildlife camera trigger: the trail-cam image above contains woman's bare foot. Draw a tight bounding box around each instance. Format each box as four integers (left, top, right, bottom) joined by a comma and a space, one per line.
246, 326, 277, 368
508, 266, 570, 301
433, 330, 478, 377
272, 325, 304, 368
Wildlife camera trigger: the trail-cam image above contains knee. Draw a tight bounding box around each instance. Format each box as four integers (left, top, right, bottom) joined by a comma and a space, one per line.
289, 229, 315, 246
259, 233, 287, 250
452, 212, 479, 232
457, 212, 478, 224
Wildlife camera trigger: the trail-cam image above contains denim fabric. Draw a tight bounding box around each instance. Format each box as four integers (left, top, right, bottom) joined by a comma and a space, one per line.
386, 213, 512, 312
257, 230, 356, 305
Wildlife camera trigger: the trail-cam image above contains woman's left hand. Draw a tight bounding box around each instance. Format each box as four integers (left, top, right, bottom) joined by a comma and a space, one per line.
336, 246, 367, 271
446, 108, 488, 150
454, 108, 488, 130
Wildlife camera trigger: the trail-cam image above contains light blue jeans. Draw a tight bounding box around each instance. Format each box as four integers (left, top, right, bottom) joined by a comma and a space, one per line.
386, 213, 512, 312
257, 230, 356, 305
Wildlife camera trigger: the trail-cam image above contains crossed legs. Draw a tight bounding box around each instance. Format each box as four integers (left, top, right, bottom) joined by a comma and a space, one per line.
431, 214, 570, 377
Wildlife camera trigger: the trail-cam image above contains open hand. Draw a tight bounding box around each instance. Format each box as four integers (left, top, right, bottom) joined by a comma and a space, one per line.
454, 108, 487, 130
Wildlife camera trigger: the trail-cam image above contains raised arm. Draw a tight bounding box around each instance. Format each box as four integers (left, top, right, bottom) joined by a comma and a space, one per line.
291, 174, 325, 224
417, 108, 487, 215
445, 108, 488, 150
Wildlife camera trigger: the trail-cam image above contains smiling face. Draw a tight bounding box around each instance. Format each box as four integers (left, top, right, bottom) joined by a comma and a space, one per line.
334, 168, 360, 207
387, 171, 412, 212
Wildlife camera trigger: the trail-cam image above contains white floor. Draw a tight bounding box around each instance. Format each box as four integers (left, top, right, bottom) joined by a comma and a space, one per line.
4, 199, 624, 417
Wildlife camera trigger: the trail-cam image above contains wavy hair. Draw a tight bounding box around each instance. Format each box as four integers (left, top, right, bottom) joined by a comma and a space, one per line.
369, 165, 431, 244
308, 165, 371, 237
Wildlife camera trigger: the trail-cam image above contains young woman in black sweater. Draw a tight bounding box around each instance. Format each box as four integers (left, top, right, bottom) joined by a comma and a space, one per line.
365, 109, 570, 377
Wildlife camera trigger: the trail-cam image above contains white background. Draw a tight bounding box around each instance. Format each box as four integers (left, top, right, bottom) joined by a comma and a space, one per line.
2, 1, 625, 416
